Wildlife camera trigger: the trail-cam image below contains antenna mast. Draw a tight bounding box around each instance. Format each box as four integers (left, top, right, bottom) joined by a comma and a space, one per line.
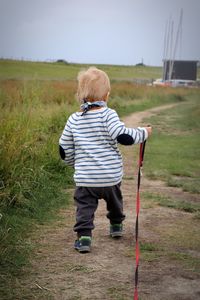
163, 9, 183, 81
169, 8, 183, 80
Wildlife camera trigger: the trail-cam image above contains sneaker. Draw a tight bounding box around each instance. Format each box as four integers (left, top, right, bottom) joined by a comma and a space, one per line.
110, 224, 123, 238
74, 236, 92, 253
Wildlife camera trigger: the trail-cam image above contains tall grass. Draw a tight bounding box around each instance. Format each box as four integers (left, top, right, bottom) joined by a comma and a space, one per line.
0, 80, 77, 275
110, 82, 187, 116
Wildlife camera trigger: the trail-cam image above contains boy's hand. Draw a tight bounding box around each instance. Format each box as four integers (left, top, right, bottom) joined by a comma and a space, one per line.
145, 126, 152, 137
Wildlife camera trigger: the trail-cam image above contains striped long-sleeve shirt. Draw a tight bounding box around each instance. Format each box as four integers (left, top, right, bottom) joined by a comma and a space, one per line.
59, 107, 148, 187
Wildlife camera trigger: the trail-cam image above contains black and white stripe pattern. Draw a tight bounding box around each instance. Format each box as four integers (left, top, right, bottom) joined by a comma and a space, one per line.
59, 107, 148, 187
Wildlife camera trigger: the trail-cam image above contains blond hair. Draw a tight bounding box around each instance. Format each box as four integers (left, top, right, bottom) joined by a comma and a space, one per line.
77, 67, 110, 102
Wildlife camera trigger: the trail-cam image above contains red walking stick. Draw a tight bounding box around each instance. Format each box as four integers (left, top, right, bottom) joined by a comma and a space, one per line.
134, 141, 146, 300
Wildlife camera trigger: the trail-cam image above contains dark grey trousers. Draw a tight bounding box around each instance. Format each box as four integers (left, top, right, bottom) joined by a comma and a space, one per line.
73, 183, 125, 237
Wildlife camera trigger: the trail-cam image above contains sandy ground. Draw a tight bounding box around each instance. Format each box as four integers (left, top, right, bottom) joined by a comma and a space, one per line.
13, 104, 200, 300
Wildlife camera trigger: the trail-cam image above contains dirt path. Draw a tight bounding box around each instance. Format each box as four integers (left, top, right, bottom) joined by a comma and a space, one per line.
16, 104, 200, 300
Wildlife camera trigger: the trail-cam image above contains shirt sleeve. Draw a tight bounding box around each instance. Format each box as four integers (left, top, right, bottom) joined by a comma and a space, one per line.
59, 118, 75, 167
106, 109, 148, 144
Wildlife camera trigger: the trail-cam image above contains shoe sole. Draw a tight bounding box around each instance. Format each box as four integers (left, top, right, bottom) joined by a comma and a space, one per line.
110, 232, 123, 238
75, 246, 91, 253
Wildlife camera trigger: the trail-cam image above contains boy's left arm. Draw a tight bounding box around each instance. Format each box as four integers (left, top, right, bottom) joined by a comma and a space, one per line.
59, 120, 75, 167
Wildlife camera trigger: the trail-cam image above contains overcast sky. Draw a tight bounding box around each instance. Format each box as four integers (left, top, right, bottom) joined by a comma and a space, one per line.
0, 0, 199, 66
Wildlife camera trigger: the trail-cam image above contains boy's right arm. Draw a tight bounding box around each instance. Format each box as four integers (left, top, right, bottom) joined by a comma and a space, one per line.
59, 119, 75, 167
107, 109, 151, 145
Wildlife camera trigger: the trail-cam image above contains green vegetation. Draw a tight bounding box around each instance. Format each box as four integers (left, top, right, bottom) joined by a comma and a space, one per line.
127, 215, 200, 272
143, 93, 200, 193
0, 59, 162, 81
143, 192, 200, 214
107, 285, 128, 300
1, 59, 199, 81
110, 84, 186, 117
0, 59, 200, 293
0, 79, 75, 276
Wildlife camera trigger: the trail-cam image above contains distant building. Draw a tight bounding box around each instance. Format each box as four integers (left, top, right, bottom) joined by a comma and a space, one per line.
163, 60, 198, 81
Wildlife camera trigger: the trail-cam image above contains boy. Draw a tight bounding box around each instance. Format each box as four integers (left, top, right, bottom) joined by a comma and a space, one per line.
59, 67, 152, 253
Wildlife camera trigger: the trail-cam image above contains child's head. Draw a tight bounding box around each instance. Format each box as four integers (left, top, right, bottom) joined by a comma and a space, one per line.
77, 67, 110, 103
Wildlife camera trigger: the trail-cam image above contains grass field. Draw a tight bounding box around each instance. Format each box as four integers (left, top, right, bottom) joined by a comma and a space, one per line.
1, 59, 200, 81
0, 59, 163, 81
144, 92, 200, 193
0, 59, 200, 294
